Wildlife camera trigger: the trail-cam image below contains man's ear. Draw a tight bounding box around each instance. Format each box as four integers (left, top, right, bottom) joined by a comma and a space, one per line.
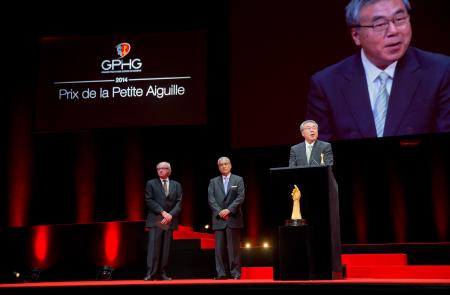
350, 28, 361, 46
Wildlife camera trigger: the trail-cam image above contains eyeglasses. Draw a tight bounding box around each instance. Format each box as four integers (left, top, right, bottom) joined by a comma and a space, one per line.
303, 126, 318, 131
157, 167, 169, 170
352, 14, 410, 32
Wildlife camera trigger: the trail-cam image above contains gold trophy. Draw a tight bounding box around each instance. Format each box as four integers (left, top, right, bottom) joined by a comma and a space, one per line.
320, 153, 325, 165
286, 184, 306, 226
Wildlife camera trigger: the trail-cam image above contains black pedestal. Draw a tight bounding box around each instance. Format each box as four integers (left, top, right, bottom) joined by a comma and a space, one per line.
270, 166, 342, 280
277, 225, 313, 280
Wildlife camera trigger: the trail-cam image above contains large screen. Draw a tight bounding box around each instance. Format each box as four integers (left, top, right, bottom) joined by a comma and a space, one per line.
35, 31, 207, 131
229, 1, 449, 148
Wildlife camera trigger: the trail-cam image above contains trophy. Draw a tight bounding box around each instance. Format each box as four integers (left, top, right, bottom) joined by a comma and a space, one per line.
285, 184, 307, 226
320, 153, 325, 165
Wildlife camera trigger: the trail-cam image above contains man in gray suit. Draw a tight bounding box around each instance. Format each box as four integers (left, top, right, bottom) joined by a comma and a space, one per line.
289, 120, 334, 167
208, 157, 245, 280
289, 121, 342, 278
144, 161, 182, 281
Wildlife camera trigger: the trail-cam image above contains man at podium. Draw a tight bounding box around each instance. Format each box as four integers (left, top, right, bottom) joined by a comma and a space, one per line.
289, 120, 334, 167
283, 120, 343, 279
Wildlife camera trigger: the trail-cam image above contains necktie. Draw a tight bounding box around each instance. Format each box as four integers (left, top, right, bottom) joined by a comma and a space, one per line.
162, 180, 168, 196
373, 71, 390, 137
306, 144, 312, 164
223, 177, 229, 194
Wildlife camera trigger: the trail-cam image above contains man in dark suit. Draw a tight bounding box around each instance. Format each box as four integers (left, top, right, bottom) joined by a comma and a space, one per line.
144, 161, 182, 281
289, 120, 342, 278
208, 157, 245, 280
306, 0, 449, 141
289, 120, 334, 167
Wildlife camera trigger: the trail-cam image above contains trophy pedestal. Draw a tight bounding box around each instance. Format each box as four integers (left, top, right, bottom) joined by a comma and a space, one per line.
276, 225, 313, 280
285, 219, 307, 226
270, 166, 342, 280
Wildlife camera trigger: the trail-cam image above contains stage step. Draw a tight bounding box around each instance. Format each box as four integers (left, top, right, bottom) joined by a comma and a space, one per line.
171, 237, 214, 250
240, 265, 450, 280
242, 267, 273, 279
241, 254, 450, 280
171, 232, 450, 280
172, 226, 215, 249
173, 229, 214, 240
342, 253, 407, 266
346, 265, 450, 279
200, 238, 215, 249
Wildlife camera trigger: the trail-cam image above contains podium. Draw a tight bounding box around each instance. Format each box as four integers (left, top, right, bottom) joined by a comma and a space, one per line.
270, 166, 342, 280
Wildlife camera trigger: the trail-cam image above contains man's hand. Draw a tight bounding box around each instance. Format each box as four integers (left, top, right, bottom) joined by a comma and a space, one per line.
219, 209, 231, 220
161, 211, 173, 225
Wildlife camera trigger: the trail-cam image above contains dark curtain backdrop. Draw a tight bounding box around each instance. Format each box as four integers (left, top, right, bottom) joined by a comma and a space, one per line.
1, 0, 449, 245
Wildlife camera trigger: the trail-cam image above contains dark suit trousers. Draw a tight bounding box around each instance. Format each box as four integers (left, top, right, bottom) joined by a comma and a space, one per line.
214, 227, 241, 277
146, 227, 172, 276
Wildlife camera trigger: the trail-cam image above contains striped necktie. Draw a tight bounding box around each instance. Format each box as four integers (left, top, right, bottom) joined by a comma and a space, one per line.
373, 71, 390, 137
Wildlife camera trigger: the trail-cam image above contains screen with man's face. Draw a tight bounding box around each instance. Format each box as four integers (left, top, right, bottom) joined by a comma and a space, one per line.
35, 31, 207, 132
229, 1, 449, 148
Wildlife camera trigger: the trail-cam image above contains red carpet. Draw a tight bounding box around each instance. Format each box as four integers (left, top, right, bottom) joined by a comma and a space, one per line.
2, 278, 450, 287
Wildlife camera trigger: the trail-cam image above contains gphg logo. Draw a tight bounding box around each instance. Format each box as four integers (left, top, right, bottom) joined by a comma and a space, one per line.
101, 42, 143, 73
116, 43, 131, 59
101, 59, 142, 71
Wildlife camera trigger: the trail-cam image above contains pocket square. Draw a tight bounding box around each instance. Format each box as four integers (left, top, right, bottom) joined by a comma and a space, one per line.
231, 185, 238, 189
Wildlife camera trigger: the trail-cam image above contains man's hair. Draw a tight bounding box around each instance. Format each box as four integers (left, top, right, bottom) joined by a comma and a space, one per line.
300, 120, 318, 132
217, 156, 231, 165
156, 161, 172, 172
345, 0, 411, 27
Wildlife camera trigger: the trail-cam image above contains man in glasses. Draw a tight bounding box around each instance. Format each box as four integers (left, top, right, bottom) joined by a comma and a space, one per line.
289, 120, 334, 167
144, 161, 182, 281
306, 0, 449, 141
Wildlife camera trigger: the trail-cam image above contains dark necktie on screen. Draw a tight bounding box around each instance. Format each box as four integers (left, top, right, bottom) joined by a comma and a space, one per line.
373, 71, 390, 137
163, 180, 168, 196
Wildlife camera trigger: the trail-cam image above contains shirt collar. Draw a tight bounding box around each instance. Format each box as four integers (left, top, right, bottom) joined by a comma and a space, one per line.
361, 48, 397, 83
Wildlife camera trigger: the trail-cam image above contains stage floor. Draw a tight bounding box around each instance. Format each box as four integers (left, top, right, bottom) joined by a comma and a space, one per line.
2, 278, 450, 294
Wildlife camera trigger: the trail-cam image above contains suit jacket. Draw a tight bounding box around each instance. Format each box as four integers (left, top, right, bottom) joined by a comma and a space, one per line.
208, 174, 245, 230
306, 47, 450, 141
145, 178, 182, 230
289, 140, 333, 167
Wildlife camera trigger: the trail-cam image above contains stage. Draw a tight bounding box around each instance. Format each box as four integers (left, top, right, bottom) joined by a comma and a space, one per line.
1, 278, 450, 294
2, 223, 450, 295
